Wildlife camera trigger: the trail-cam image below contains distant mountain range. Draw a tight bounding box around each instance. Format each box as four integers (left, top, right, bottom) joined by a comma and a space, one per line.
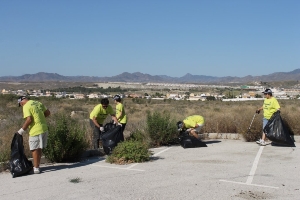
1, 69, 300, 83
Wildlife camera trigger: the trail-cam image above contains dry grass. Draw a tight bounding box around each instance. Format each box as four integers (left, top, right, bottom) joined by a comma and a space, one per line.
1, 97, 299, 170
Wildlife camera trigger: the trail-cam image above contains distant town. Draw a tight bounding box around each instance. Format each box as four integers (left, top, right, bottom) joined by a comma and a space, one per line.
2, 82, 300, 101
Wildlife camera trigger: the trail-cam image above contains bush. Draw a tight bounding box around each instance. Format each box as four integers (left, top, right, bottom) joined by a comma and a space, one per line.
0, 148, 9, 172
106, 140, 151, 164
0, 94, 17, 103
241, 129, 262, 142
127, 129, 150, 145
146, 111, 178, 147
43, 113, 88, 162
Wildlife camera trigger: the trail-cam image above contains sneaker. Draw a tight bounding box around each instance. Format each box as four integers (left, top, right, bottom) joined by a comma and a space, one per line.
33, 167, 40, 174
256, 139, 262, 144
260, 141, 266, 146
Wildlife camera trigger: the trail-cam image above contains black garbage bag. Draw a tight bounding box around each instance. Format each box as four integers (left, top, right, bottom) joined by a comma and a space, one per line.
263, 111, 295, 147
103, 121, 124, 141
101, 125, 123, 155
9, 133, 33, 178
98, 122, 117, 140
104, 122, 116, 132
179, 131, 207, 148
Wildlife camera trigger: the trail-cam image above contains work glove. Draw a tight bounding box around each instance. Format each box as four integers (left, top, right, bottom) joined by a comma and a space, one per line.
256, 109, 260, 114
117, 123, 122, 127
17, 128, 25, 135
99, 127, 104, 132
186, 128, 192, 132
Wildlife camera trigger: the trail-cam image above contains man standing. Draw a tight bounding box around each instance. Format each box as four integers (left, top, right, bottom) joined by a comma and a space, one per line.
113, 95, 127, 141
89, 98, 119, 149
177, 115, 205, 139
256, 89, 280, 146
17, 96, 50, 174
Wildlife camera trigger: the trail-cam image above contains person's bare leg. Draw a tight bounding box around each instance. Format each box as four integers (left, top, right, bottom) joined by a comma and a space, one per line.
190, 130, 199, 139
262, 133, 266, 141
31, 148, 42, 168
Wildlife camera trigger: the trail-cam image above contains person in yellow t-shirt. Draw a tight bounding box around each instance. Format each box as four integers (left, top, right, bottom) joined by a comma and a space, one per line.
113, 95, 127, 141
17, 96, 51, 174
89, 98, 119, 149
255, 89, 280, 146
177, 115, 205, 139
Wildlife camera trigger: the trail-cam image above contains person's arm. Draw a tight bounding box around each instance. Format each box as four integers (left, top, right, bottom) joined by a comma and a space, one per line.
22, 116, 32, 130
116, 110, 123, 121
108, 106, 119, 124
92, 117, 101, 128
116, 104, 123, 121
190, 129, 199, 139
186, 122, 197, 132
111, 114, 119, 124
256, 106, 263, 114
18, 116, 32, 135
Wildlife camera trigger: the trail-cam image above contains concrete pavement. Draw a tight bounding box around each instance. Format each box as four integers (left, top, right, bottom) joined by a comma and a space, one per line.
1, 139, 299, 200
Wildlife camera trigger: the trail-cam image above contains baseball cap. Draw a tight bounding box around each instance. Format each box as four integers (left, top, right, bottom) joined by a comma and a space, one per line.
262, 89, 272, 94
113, 95, 121, 100
177, 121, 183, 131
17, 96, 27, 107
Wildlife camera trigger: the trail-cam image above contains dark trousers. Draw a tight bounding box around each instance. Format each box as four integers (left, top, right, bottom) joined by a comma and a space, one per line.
89, 119, 102, 149
120, 123, 126, 141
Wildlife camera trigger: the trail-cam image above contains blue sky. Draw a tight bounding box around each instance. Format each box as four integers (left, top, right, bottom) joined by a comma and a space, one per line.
1, 0, 299, 78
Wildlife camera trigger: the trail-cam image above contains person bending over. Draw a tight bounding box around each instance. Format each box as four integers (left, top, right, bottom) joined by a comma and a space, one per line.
177, 115, 205, 139
89, 98, 119, 149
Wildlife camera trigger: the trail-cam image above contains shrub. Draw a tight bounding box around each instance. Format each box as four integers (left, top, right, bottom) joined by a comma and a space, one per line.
146, 110, 178, 147
132, 98, 146, 104
127, 129, 150, 145
241, 129, 262, 142
0, 148, 9, 172
0, 94, 17, 103
43, 113, 88, 162
106, 140, 151, 164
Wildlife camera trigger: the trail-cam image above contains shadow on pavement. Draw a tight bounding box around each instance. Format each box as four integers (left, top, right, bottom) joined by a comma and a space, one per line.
270, 142, 296, 148
150, 157, 165, 161
41, 156, 106, 173
204, 140, 222, 144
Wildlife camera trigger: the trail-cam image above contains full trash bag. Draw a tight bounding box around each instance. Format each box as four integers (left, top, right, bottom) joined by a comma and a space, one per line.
179, 131, 207, 148
104, 121, 124, 141
263, 111, 295, 147
101, 125, 123, 155
104, 122, 116, 132
98, 122, 117, 140
9, 133, 33, 178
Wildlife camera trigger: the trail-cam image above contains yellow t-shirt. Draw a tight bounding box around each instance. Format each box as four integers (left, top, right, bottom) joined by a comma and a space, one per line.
116, 103, 127, 123
89, 104, 114, 124
23, 100, 48, 136
263, 97, 280, 119
183, 115, 205, 128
